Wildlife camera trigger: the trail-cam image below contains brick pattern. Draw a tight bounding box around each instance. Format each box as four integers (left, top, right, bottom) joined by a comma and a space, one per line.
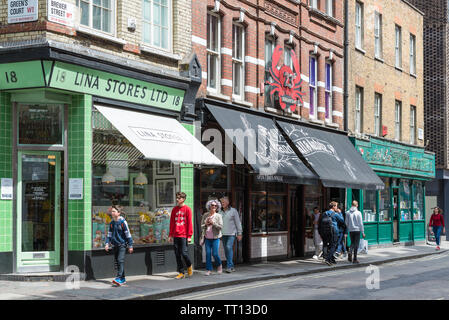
347, 0, 424, 146
0, 93, 13, 253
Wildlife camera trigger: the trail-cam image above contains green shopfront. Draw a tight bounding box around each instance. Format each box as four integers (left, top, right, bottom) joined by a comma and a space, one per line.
349, 136, 435, 246
0, 47, 221, 277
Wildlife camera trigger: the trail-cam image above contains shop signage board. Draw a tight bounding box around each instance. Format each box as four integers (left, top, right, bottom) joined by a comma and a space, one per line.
0, 61, 45, 90
48, 61, 185, 111
68, 178, 83, 200
353, 137, 435, 179
8, 0, 38, 24
1, 178, 13, 200
47, 0, 77, 27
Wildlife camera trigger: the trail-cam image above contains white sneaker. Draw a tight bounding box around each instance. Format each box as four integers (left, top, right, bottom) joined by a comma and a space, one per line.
204, 270, 212, 276
313, 255, 318, 260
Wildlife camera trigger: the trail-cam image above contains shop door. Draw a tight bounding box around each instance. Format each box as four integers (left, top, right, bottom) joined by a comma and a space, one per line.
17, 151, 61, 272
393, 188, 399, 242
289, 186, 303, 257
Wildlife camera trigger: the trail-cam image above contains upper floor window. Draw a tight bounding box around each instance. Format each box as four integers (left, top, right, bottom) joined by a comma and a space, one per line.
325, 62, 332, 121
142, 0, 171, 51
310, 0, 318, 9
232, 24, 245, 99
374, 11, 382, 59
374, 93, 382, 136
265, 37, 275, 82
79, 0, 114, 34
395, 100, 402, 141
355, 86, 363, 133
410, 105, 416, 144
309, 56, 317, 118
410, 34, 416, 75
326, 0, 333, 17
207, 13, 221, 91
355, 2, 364, 49
284, 45, 294, 70
395, 25, 402, 69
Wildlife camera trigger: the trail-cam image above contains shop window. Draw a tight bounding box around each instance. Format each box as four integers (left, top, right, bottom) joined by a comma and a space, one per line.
379, 177, 391, 221
142, 0, 172, 51
78, 0, 115, 34
200, 167, 229, 214
400, 179, 411, 221
91, 108, 180, 248
18, 104, 63, 146
363, 189, 377, 222
413, 181, 424, 220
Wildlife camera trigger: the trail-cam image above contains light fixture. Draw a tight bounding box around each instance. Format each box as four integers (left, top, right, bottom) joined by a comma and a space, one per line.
135, 171, 148, 186
102, 168, 116, 184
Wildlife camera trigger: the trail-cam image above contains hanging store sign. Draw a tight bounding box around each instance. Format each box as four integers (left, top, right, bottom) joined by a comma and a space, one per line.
8, 0, 38, 24
266, 45, 304, 113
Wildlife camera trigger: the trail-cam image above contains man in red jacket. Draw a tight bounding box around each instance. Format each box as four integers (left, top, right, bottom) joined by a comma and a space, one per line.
169, 191, 193, 279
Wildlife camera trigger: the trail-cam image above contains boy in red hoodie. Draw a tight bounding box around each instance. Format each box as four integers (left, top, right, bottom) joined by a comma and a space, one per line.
169, 191, 193, 279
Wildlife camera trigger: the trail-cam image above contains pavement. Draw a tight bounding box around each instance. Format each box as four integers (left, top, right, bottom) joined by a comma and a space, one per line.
1, 240, 448, 300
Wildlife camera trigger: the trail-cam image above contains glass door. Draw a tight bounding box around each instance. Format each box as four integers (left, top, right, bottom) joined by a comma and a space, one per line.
17, 151, 61, 272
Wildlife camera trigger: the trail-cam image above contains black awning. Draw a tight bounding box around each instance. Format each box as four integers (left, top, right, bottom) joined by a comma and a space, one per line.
206, 104, 318, 184
277, 121, 384, 190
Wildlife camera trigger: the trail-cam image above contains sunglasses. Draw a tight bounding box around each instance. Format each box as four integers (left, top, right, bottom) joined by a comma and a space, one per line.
210, 204, 218, 207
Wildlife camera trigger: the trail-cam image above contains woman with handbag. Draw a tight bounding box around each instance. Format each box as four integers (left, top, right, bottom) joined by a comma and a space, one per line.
429, 207, 445, 250
200, 199, 224, 275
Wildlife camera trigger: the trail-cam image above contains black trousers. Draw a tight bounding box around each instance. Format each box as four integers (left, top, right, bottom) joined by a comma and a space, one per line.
322, 232, 338, 262
349, 231, 361, 261
173, 237, 192, 273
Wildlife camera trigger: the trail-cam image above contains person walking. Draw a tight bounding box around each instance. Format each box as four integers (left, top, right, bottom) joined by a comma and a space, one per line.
319, 202, 344, 266
105, 205, 133, 286
345, 200, 365, 264
312, 207, 322, 260
169, 192, 194, 279
429, 207, 445, 250
334, 207, 347, 259
200, 199, 224, 276
219, 196, 243, 273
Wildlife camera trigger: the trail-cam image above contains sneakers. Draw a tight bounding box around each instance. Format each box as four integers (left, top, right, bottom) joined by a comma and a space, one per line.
175, 273, 185, 280
217, 265, 223, 274
348, 252, 352, 262
225, 268, 232, 273
325, 260, 333, 266
204, 270, 212, 276
112, 277, 125, 286
436, 246, 440, 251
187, 265, 193, 277
353, 260, 360, 264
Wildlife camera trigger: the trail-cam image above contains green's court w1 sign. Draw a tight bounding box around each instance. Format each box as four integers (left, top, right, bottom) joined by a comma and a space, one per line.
0, 60, 185, 112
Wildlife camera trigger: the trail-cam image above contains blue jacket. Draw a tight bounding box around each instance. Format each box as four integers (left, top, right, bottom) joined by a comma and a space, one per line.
106, 217, 133, 248
334, 211, 346, 233
325, 210, 345, 233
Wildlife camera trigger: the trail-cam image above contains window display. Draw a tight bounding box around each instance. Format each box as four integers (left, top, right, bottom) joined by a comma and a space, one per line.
91, 108, 180, 248
363, 189, 377, 222
413, 181, 424, 220
400, 179, 411, 221
379, 177, 391, 221
251, 187, 287, 233
18, 104, 63, 145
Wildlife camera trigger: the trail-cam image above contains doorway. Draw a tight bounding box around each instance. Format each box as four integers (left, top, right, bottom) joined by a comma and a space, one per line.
393, 188, 399, 242
16, 151, 61, 272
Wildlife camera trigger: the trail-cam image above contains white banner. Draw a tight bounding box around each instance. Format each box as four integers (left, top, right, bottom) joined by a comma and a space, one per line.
8, 0, 38, 24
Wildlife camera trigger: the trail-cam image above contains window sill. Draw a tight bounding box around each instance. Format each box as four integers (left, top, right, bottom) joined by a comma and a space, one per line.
355, 46, 366, 55
410, 73, 417, 79
77, 26, 126, 45
374, 56, 384, 63
232, 98, 253, 108
325, 121, 339, 129
140, 45, 182, 61
309, 118, 324, 125
206, 90, 230, 102
395, 66, 403, 72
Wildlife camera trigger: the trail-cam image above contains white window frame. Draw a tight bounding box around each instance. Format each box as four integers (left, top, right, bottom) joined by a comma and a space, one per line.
355, 86, 363, 133
395, 25, 402, 69
309, 56, 318, 119
326, 0, 333, 16
355, 2, 364, 49
310, 0, 318, 9
232, 23, 245, 100
395, 100, 402, 141
142, 0, 172, 52
265, 37, 275, 82
410, 105, 416, 144
410, 34, 416, 75
374, 93, 382, 136
374, 11, 382, 59
207, 12, 221, 93
78, 0, 116, 35
284, 45, 294, 70
325, 62, 333, 122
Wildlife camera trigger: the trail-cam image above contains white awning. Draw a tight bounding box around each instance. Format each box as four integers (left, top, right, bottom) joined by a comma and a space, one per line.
94, 105, 224, 166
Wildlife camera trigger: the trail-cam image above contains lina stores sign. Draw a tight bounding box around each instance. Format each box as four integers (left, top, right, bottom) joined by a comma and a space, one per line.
266, 45, 305, 113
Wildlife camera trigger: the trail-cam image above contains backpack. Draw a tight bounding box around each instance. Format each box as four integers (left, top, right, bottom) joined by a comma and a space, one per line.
319, 212, 334, 238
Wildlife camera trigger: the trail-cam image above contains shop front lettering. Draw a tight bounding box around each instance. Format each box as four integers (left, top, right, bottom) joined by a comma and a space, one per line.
364, 147, 432, 172
4, 71, 18, 84
294, 137, 339, 160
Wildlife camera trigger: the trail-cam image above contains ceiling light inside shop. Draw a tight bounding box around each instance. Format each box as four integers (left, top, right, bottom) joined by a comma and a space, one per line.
101, 169, 116, 184
134, 172, 148, 185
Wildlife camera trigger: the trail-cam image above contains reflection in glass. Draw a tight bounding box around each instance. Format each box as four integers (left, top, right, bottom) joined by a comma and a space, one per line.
400, 179, 411, 221
413, 181, 424, 220
19, 105, 63, 145
363, 189, 377, 222
379, 178, 391, 221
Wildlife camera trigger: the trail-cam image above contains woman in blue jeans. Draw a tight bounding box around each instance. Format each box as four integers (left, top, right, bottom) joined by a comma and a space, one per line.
201, 199, 224, 275
429, 207, 446, 250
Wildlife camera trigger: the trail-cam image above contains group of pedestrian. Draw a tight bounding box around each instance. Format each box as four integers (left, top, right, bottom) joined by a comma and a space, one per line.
316, 200, 365, 266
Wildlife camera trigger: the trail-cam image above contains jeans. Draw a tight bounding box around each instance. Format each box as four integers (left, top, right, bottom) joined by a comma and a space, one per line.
205, 238, 222, 271
313, 229, 322, 256
336, 231, 347, 254
173, 237, 192, 274
433, 226, 443, 246
349, 231, 361, 261
113, 245, 126, 279
323, 232, 338, 262
221, 235, 236, 269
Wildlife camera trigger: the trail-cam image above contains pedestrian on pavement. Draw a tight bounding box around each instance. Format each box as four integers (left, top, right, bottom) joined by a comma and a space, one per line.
345, 200, 365, 264
312, 207, 323, 260
200, 199, 224, 276
219, 196, 243, 273
334, 206, 348, 259
429, 207, 445, 250
319, 201, 344, 266
105, 205, 134, 286
169, 192, 194, 280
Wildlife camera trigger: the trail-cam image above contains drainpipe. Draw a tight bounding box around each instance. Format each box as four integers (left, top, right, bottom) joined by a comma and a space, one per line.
343, 0, 349, 132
